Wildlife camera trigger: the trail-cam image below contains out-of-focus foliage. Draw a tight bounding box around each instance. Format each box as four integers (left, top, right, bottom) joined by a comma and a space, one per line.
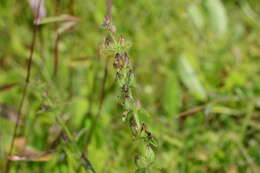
0, 0, 260, 172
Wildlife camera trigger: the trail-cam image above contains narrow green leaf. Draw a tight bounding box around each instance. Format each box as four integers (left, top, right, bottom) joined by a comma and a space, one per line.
38, 15, 79, 25
188, 4, 205, 29
204, 0, 228, 36
162, 72, 181, 117
178, 56, 207, 101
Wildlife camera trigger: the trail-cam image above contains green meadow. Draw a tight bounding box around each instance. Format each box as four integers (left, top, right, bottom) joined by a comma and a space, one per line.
0, 0, 260, 172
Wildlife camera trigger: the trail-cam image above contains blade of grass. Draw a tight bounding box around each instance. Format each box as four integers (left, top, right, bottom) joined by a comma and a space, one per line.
85, 56, 109, 148
0, 83, 17, 92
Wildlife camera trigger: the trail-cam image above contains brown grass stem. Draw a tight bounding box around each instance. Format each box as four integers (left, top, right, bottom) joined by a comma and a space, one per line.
3, 0, 42, 172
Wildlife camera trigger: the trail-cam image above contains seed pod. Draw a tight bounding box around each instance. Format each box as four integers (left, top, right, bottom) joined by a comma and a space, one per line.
104, 36, 111, 46
122, 52, 129, 65
124, 96, 133, 110
122, 84, 129, 93
145, 145, 155, 164
134, 145, 155, 168
102, 15, 111, 27
122, 111, 129, 122
114, 53, 121, 59
146, 131, 152, 138
116, 72, 121, 79
113, 61, 120, 69
141, 123, 146, 132
113, 53, 126, 69
129, 116, 138, 136
127, 69, 135, 85
119, 35, 126, 44
109, 24, 116, 33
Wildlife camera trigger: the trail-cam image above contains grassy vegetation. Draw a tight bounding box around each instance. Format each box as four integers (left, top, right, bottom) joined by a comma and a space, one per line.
0, 0, 260, 172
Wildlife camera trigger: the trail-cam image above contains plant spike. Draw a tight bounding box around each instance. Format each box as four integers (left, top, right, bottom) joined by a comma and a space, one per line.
100, 15, 157, 171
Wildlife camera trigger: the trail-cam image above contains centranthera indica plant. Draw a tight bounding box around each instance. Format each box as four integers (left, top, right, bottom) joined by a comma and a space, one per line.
100, 15, 158, 172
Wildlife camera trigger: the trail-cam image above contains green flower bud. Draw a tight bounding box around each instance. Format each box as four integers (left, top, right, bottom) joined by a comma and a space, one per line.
135, 145, 155, 168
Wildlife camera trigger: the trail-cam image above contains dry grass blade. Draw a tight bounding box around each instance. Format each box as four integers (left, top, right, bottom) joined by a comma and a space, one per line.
176, 105, 205, 119
53, 19, 79, 76
0, 83, 17, 92
9, 152, 54, 162
38, 15, 79, 25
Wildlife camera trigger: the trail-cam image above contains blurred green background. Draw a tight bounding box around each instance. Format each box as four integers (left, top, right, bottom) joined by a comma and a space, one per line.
0, 0, 260, 172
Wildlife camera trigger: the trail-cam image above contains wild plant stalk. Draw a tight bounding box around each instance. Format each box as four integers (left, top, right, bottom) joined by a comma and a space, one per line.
100, 10, 158, 173
3, 1, 42, 172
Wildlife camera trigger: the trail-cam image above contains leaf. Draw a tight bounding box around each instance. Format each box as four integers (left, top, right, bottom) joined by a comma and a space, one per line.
9, 137, 55, 162
204, 0, 228, 36
57, 21, 78, 35
188, 4, 205, 29
224, 71, 247, 91
210, 105, 242, 116
178, 56, 207, 101
135, 145, 155, 168
162, 72, 181, 117
9, 152, 54, 162
144, 145, 155, 163
38, 15, 79, 25
0, 83, 17, 92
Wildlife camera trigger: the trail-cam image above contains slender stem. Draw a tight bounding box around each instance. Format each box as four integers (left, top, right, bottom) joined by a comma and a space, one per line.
106, 0, 113, 19
53, 34, 60, 77
81, 153, 97, 173
175, 97, 239, 119
3, 1, 42, 172
38, 26, 46, 60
